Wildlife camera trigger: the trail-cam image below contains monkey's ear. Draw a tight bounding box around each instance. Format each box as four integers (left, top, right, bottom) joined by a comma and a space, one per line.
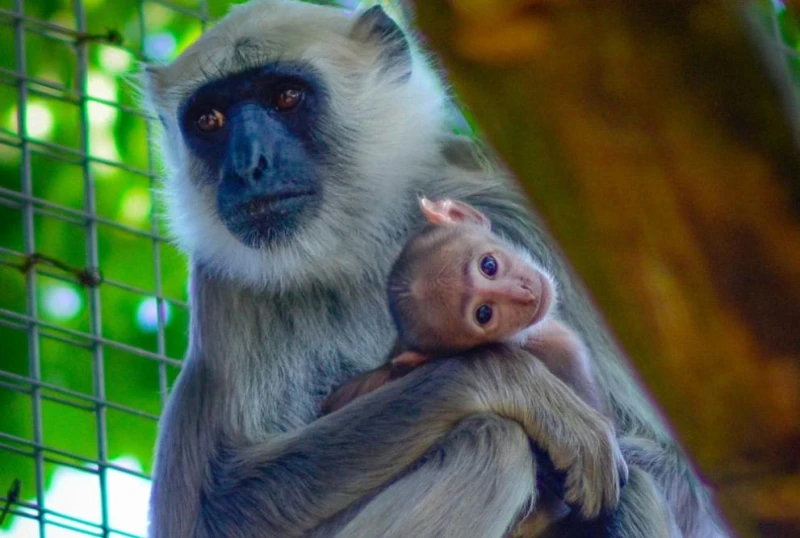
350, 5, 411, 77
419, 197, 491, 229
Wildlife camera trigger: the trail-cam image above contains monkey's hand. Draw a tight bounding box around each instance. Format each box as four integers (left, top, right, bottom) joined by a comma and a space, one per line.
322, 364, 395, 414
457, 346, 629, 519
557, 410, 628, 519
322, 354, 431, 414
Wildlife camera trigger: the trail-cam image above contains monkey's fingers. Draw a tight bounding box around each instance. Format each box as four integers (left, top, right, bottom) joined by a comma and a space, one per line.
560, 416, 628, 519
391, 350, 430, 368
322, 369, 395, 414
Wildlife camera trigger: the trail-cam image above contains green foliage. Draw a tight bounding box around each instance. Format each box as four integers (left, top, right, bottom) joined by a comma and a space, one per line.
756, 0, 800, 85
0, 0, 234, 530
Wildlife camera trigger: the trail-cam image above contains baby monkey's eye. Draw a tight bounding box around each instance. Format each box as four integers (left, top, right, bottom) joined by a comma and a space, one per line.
475, 304, 493, 325
196, 109, 225, 133
480, 255, 498, 277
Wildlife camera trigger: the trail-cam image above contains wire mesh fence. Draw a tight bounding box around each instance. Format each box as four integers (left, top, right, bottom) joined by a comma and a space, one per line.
0, 0, 215, 535
0, 0, 797, 537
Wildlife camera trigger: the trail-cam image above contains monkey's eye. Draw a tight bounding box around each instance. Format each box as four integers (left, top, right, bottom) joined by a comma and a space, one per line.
195, 109, 225, 133
480, 255, 498, 277
275, 87, 304, 111
475, 304, 493, 325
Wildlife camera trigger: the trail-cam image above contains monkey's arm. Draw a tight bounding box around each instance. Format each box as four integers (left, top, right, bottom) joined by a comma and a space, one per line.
202, 349, 627, 536
524, 318, 607, 415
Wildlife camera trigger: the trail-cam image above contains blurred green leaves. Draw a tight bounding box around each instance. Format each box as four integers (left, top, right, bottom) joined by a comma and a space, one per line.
755, 1, 800, 88
0, 0, 230, 530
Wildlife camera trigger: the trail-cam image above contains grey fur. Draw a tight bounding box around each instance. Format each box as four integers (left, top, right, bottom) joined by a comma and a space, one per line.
143, 1, 728, 537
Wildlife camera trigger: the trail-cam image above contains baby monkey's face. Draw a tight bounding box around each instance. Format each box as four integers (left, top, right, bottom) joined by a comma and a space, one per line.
408, 197, 556, 353
455, 232, 554, 342
417, 229, 555, 349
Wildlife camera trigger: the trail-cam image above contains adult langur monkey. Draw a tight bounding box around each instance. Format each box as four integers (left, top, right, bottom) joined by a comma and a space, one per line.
142, 1, 726, 536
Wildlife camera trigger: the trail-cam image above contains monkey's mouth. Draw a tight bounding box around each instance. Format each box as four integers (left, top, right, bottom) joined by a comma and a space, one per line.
527, 275, 554, 328
242, 190, 315, 218
220, 189, 318, 248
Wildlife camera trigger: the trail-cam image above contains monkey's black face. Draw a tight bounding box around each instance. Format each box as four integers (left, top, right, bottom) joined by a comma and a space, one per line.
179, 65, 328, 248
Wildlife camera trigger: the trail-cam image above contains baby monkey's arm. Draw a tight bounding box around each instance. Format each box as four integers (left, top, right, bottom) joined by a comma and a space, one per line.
321, 358, 416, 415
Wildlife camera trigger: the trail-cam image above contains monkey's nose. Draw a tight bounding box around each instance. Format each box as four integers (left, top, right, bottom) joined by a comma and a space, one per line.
235, 153, 269, 185
503, 282, 537, 304
251, 155, 268, 180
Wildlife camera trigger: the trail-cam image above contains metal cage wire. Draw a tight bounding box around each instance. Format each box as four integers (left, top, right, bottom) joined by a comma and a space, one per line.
0, 0, 210, 536
0, 1, 797, 537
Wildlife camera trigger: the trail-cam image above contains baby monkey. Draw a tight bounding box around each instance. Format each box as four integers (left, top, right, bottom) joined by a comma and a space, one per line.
323, 197, 605, 417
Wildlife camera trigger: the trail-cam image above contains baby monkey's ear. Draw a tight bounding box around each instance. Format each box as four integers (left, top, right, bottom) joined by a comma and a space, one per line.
418, 197, 490, 229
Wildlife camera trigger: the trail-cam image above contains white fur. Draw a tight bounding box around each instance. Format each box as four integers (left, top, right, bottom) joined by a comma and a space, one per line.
145, 0, 449, 293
